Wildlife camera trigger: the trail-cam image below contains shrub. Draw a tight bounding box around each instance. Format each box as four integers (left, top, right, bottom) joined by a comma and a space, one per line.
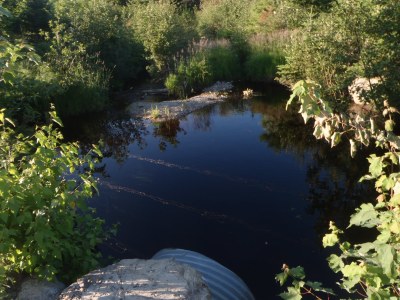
196, 0, 252, 40
52, 0, 145, 88
44, 21, 111, 116
244, 48, 284, 82
276, 0, 400, 108
0, 27, 106, 292
0, 109, 105, 294
0, 17, 60, 124
165, 54, 210, 98
204, 45, 241, 81
126, 0, 197, 77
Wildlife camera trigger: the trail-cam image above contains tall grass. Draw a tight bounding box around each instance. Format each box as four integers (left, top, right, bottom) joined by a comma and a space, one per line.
244, 32, 288, 82
165, 39, 242, 97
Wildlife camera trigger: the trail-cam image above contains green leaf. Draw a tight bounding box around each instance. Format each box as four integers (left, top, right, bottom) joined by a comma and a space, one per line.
323, 233, 339, 247
327, 254, 343, 273
342, 262, 365, 278
356, 242, 375, 255
368, 154, 385, 178
313, 125, 323, 139
375, 244, 396, 278
389, 194, 400, 206
289, 266, 305, 280
385, 120, 395, 132
348, 203, 379, 228
305, 281, 335, 294
49, 110, 63, 127
330, 132, 341, 147
276, 271, 289, 286
279, 287, 302, 300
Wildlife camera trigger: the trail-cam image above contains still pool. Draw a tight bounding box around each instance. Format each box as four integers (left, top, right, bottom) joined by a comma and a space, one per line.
63, 83, 373, 299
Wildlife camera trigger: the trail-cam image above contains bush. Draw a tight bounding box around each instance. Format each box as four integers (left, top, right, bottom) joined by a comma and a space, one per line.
0, 110, 105, 294
0, 17, 106, 293
126, 0, 197, 77
0, 0, 51, 40
165, 54, 210, 98
204, 45, 241, 81
52, 0, 145, 88
44, 21, 111, 116
164, 42, 242, 97
276, 0, 400, 107
244, 48, 284, 82
196, 0, 252, 40
0, 21, 61, 124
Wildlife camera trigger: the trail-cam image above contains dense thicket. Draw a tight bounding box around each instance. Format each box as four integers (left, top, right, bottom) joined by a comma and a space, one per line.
277, 0, 400, 108
0, 0, 290, 119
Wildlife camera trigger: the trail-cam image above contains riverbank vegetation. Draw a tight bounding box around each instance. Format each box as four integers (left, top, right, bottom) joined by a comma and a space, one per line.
2, 0, 400, 298
1, 0, 290, 121
274, 0, 400, 299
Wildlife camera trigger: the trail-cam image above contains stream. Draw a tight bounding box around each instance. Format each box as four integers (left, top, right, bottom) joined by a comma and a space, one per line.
62, 83, 374, 299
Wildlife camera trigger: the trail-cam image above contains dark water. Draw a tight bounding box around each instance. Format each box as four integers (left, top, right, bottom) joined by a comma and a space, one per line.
63, 83, 374, 299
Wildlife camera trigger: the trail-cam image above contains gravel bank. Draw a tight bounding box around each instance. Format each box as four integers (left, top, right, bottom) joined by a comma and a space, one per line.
126, 82, 233, 122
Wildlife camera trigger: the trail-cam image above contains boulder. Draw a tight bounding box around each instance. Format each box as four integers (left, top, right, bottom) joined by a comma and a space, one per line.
58, 258, 211, 300
16, 278, 65, 300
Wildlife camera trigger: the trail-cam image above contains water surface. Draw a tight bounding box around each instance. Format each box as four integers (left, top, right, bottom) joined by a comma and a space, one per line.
63, 83, 373, 299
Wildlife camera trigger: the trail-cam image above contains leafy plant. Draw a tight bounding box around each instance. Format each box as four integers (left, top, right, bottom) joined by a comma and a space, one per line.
244, 48, 284, 82
279, 80, 400, 299
0, 108, 106, 295
276, 264, 334, 299
126, 0, 197, 77
0, 18, 107, 294
44, 21, 111, 116
52, 0, 145, 87
165, 53, 210, 98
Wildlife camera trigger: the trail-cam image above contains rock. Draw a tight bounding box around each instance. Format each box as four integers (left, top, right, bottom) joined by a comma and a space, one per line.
16, 278, 65, 300
348, 77, 380, 105
59, 258, 211, 300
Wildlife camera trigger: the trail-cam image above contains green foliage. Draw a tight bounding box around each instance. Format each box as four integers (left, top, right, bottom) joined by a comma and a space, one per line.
164, 44, 241, 97
126, 0, 197, 77
53, 0, 145, 87
244, 48, 284, 82
0, 109, 106, 294
280, 80, 400, 299
276, 264, 334, 299
0, 23, 58, 124
0, 12, 107, 294
44, 21, 111, 116
0, 0, 51, 40
277, 0, 400, 108
165, 53, 210, 98
196, 0, 252, 40
204, 45, 241, 82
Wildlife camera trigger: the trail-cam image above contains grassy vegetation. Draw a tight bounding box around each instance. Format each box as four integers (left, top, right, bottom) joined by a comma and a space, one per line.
2, 0, 400, 298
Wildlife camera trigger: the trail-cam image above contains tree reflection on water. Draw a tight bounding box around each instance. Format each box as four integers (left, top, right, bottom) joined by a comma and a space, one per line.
63, 85, 376, 243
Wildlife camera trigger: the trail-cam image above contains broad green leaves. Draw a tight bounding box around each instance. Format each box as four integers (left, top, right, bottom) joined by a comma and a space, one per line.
281, 79, 400, 299
348, 203, 379, 228
0, 110, 105, 294
276, 264, 335, 299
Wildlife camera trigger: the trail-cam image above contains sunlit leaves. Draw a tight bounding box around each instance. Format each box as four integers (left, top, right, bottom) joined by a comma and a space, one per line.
277, 264, 334, 299
284, 78, 400, 299
349, 203, 379, 228
0, 110, 105, 294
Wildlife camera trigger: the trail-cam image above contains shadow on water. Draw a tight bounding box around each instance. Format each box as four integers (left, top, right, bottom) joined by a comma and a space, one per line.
62, 82, 376, 299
